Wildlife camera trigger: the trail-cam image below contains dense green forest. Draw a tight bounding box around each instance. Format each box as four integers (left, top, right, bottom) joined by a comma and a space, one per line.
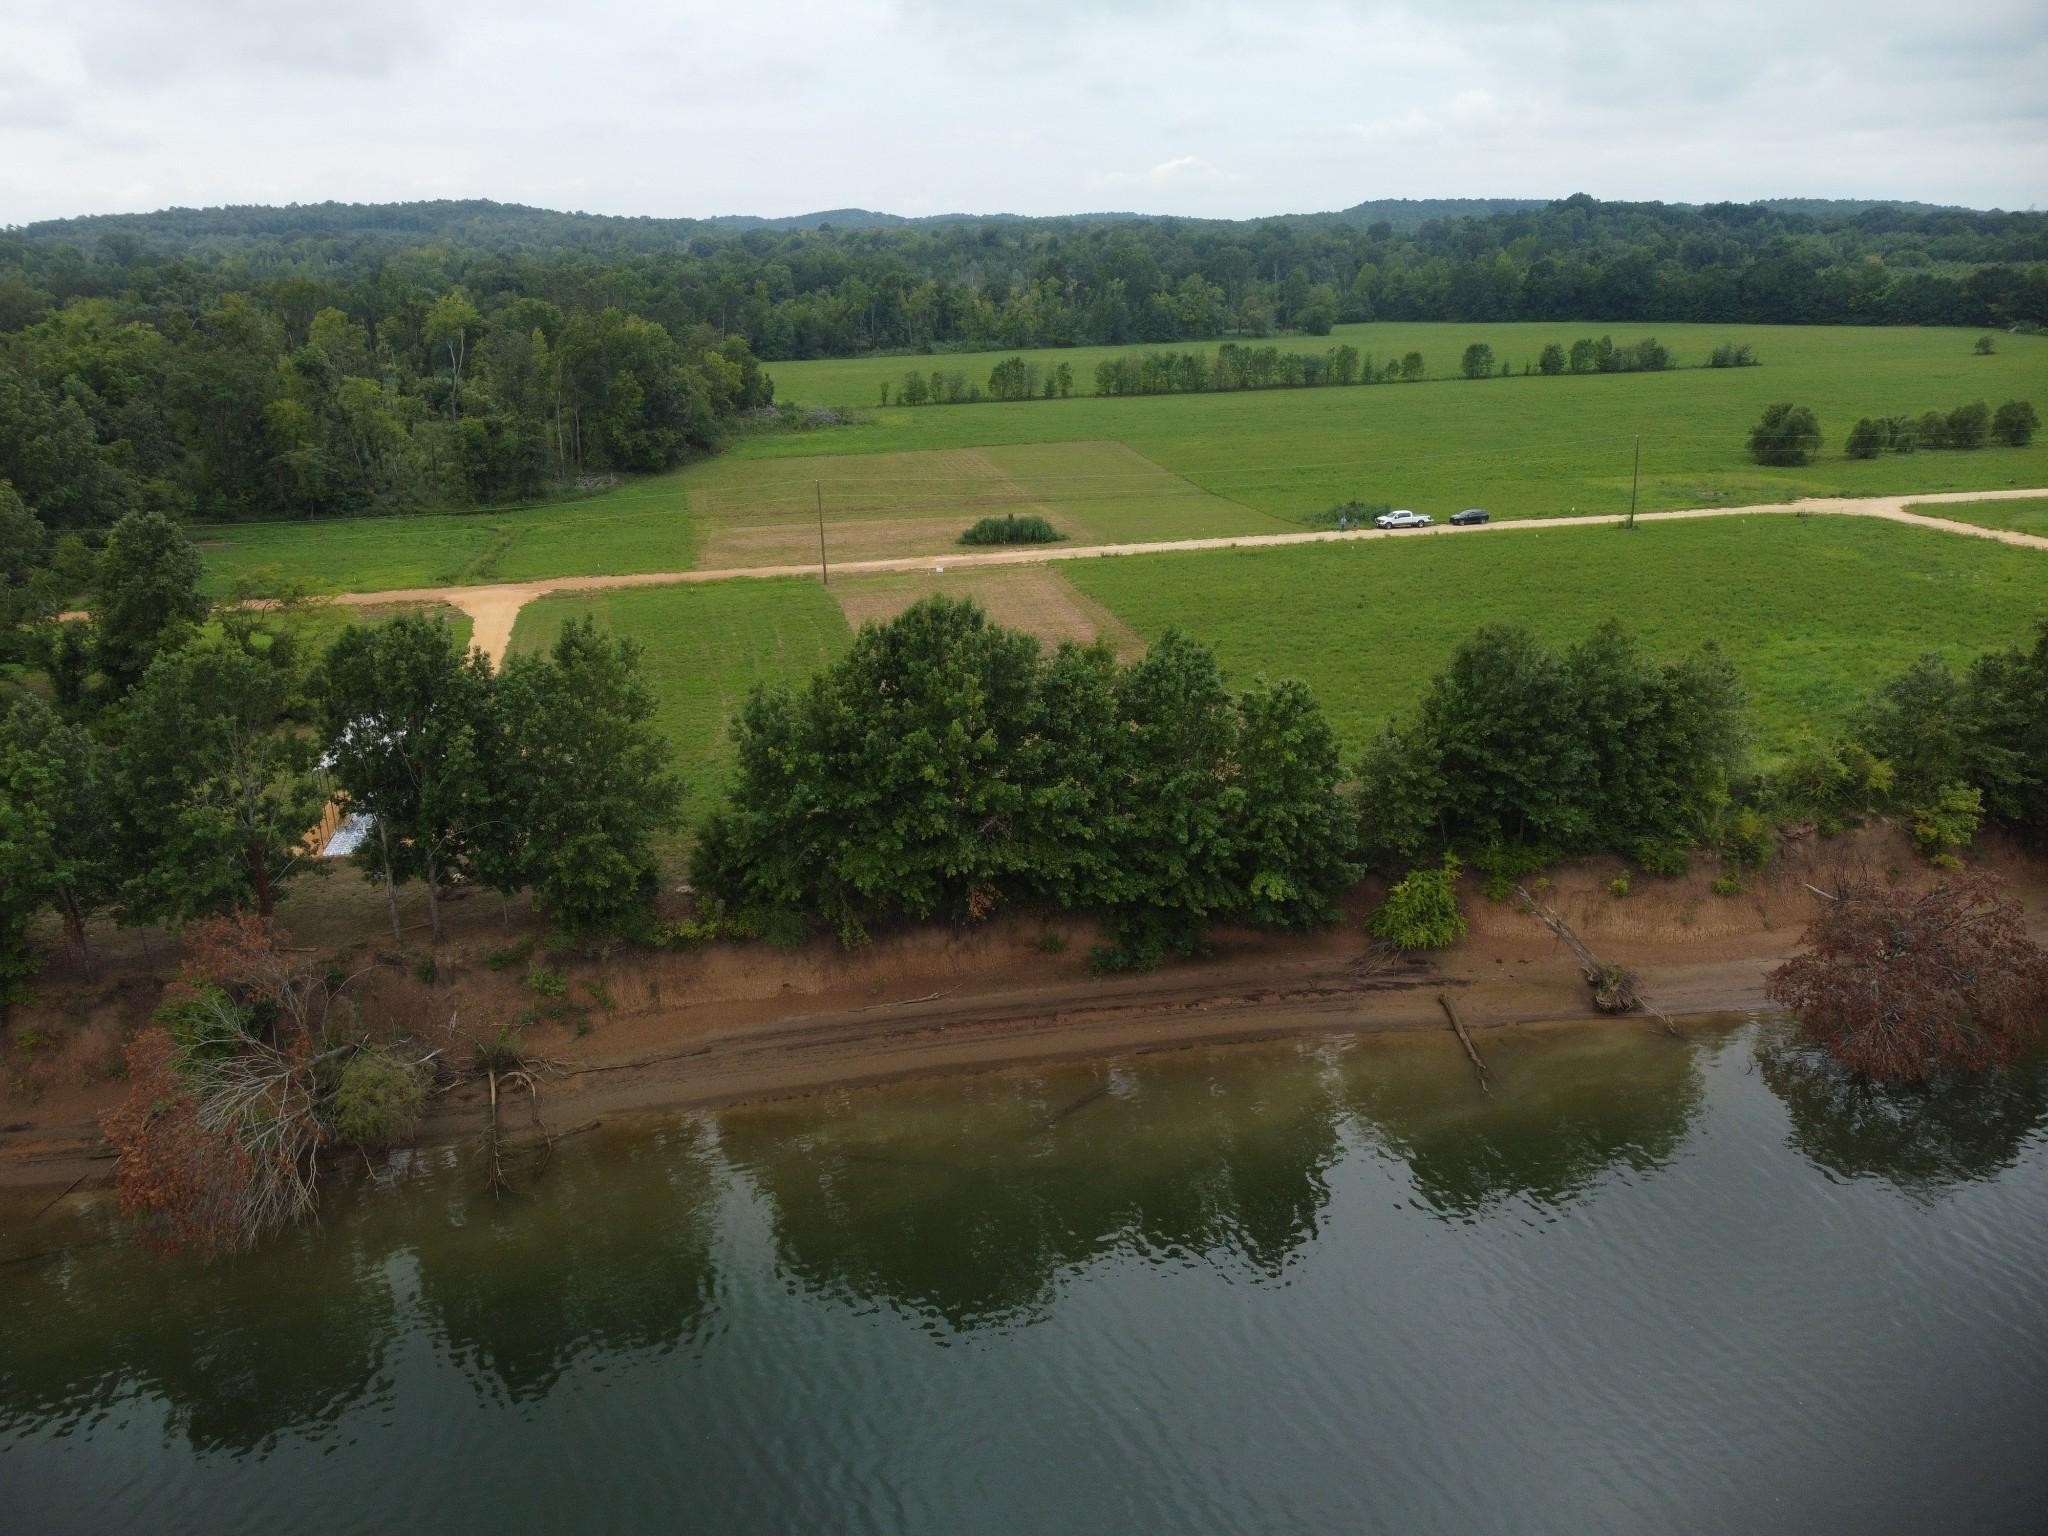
2, 194, 2045, 528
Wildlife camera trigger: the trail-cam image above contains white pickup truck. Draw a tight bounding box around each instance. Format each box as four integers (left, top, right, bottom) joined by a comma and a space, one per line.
1374, 509, 1432, 529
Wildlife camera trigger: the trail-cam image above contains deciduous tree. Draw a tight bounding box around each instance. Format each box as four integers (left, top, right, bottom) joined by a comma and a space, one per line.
1766, 874, 2048, 1082
1747, 402, 1822, 466
93, 511, 209, 692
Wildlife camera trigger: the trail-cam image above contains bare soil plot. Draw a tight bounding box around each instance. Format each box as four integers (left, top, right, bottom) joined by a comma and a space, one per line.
829, 565, 1146, 658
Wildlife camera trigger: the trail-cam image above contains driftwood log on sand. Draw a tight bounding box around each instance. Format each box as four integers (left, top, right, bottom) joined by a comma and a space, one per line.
1514, 885, 1683, 1038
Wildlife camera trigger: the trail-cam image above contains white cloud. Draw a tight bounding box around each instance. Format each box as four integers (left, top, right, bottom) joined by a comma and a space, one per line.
0, 0, 2042, 223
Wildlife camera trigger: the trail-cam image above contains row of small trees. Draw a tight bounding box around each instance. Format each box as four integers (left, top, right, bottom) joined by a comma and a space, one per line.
1752, 400, 2039, 465
1844, 400, 2038, 458
888, 334, 1762, 403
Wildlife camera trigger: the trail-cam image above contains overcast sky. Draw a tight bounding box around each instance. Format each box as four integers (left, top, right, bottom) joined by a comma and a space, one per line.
2, 0, 2043, 225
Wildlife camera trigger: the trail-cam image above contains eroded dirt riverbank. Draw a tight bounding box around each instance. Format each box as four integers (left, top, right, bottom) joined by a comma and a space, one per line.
4, 825, 2044, 1192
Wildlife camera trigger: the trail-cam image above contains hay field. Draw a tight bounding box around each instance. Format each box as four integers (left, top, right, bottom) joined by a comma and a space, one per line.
196, 323, 2048, 597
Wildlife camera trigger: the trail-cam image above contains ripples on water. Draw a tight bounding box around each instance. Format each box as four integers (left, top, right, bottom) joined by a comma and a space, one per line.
4, 1016, 2046, 1535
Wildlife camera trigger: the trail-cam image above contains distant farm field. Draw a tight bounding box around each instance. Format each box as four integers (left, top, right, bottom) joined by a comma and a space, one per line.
196, 322, 2048, 597
1063, 515, 2048, 761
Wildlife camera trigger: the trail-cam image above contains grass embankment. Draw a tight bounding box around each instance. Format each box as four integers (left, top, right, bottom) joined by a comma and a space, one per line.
504, 577, 849, 806
195, 324, 2048, 597
1911, 495, 2048, 538
1064, 515, 2048, 761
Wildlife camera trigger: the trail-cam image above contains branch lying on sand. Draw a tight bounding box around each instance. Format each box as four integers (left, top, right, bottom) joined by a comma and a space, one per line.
851, 988, 955, 1013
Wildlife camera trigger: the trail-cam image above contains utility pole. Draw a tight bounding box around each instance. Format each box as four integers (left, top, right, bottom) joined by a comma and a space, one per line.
816, 480, 829, 586
1626, 434, 1641, 530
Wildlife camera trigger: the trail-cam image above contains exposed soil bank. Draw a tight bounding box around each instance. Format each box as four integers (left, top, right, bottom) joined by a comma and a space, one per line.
4, 825, 2044, 1193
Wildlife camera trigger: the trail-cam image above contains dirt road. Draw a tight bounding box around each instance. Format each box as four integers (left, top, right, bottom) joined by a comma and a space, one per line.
330, 489, 2048, 663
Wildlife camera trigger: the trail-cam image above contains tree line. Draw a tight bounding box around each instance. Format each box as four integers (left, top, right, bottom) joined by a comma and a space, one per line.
1750, 399, 2037, 463
885, 335, 1742, 407
6, 192, 2043, 528
0, 281, 775, 534
1, 513, 681, 998
13, 195, 2046, 368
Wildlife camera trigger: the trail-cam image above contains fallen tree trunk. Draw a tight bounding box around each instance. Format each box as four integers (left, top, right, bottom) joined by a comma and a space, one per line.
1514, 885, 1682, 1038
1437, 992, 1492, 1093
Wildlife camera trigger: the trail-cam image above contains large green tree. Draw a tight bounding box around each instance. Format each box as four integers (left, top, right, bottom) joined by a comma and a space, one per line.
105, 637, 325, 922
93, 511, 209, 692
1356, 622, 1748, 869
495, 618, 683, 933
318, 613, 496, 941
1747, 403, 1822, 466
0, 698, 115, 996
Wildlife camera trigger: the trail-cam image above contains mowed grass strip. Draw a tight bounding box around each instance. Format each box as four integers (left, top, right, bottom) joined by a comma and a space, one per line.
1909, 495, 2048, 538
1063, 515, 2048, 760
505, 577, 850, 807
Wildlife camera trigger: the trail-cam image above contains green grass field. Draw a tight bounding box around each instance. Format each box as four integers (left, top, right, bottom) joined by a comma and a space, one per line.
1063, 515, 2048, 762
1910, 495, 2048, 538
504, 578, 850, 806
195, 323, 2048, 597
475, 516, 2043, 812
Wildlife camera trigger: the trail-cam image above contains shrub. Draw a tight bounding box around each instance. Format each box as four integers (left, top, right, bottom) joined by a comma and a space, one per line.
1748, 403, 1821, 466
1708, 342, 1758, 368
1370, 856, 1467, 951
155, 984, 252, 1064
486, 938, 536, 972
329, 1045, 430, 1147
472, 1025, 526, 1073
1916, 409, 1951, 449
1843, 418, 1885, 460
1992, 400, 2039, 447
1720, 807, 1776, 871
1311, 499, 1391, 529
959, 514, 1063, 546
1909, 782, 1983, 862
1632, 841, 1691, 878
1974, 335, 1997, 355
1609, 874, 1631, 898
1711, 874, 1746, 897
528, 964, 568, 998
1946, 401, 1991, 449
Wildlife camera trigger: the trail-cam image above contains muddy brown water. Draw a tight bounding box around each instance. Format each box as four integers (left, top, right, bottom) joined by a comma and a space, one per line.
4, 1014, 2046, 1535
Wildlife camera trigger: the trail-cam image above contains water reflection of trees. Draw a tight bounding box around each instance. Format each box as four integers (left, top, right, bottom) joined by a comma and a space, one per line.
0, 1213, 395, 1453
1341, 1029, 1705, 1217
1, 1122, 722, 1442
718, 1051, 1344, 1330
1758, 1040, 2048, 1194
409, 1121, 719, 1400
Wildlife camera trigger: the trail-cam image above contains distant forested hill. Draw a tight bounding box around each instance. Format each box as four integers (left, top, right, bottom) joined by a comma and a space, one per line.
1, 193, 2042, 527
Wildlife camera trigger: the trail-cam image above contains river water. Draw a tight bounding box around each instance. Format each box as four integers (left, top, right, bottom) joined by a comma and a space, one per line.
4, 1015, 2046, 1535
